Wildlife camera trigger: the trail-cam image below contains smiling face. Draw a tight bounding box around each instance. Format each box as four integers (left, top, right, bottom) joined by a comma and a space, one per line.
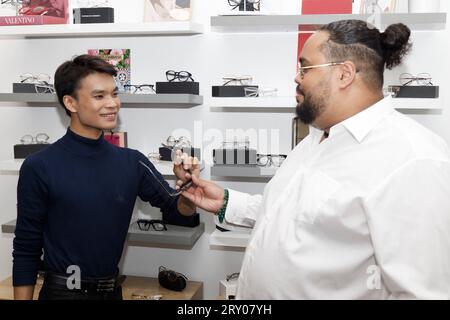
63, 72, 121, 139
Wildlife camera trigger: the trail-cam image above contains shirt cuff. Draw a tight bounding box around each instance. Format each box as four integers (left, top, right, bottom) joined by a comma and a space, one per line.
223, 189, 254, 227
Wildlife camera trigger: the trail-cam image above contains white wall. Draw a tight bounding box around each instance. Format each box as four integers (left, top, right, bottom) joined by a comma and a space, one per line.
0, 0, 448, 299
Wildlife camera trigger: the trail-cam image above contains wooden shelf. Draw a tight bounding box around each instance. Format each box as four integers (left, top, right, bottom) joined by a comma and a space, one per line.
0, 275, 203, 300
209, 229, 250, 248
0, 22, 203, 39
211, 13, 447, 32
2, 219, 205, 249
0, 93, 203, 108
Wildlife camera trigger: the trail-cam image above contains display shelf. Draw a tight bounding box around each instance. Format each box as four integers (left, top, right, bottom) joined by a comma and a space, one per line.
0, 159, 196, 177
0, 93, 203, 108
211, 13, 447, 32
1, 219, 205, 249
209, 96, 443, 111
209, 96, 296, 113
211, 165, 277, 178
0, 22, 203, 39
209, 229, 250, 248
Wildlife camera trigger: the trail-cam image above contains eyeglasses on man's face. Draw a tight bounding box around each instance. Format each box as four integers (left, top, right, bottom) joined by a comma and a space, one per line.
123, 84, 155, 94
20, 133, 49, 144
166, 70, 194, 82
297, 61, 345, 79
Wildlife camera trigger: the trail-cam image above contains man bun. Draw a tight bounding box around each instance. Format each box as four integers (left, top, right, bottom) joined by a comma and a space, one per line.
380, 23, 412, 69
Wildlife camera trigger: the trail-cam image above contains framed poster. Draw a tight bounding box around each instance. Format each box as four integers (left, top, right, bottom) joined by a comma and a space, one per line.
104, 131, 128, 148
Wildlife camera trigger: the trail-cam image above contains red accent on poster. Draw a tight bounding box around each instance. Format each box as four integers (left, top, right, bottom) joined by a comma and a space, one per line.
297, 0, 353, 70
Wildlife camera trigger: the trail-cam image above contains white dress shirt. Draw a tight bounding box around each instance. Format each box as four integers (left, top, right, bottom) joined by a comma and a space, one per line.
224, 96, 450, 299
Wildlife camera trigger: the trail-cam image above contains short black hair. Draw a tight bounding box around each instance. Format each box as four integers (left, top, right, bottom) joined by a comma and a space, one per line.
319, 20, 412, 90
54, 54, 117, 116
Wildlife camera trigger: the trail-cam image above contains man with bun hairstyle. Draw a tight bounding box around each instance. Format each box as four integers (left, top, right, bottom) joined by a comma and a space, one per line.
174, 20, 450, 299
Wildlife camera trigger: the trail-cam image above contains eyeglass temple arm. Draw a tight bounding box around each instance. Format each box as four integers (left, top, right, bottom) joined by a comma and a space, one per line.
139, 160, 179, 196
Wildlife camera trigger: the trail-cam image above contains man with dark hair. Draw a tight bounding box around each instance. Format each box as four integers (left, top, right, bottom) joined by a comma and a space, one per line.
175, 20, 450, 299
13, 54, 199, 300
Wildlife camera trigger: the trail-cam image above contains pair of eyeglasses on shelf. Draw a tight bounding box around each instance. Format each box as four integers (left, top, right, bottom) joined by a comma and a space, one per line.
147, 152, 162, 163
257, 154, 287, 167
0, 0, 23, 6
166, 70, 194, 82
123, 84, 155, 94
136, 219, 167, 232
227, 0, 260, 10
221, 139, 250, 149
138, 160, 198, 197
399, 73, 433, 86
20, 73, 51, 85
222, 75, 253, 86
77, 0, 109, 8
131, 293, 162, 300
34, 83, 55, 94
20, 133, 49, 144
226, 272, 240, 282
244, 87, 278, 97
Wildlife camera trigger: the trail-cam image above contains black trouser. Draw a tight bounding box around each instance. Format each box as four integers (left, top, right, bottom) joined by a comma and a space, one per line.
38, 273, 123, 301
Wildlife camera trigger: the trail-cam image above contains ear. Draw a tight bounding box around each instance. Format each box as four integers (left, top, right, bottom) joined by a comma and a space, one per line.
63, 95, 77, 114
338, 61, 357, 89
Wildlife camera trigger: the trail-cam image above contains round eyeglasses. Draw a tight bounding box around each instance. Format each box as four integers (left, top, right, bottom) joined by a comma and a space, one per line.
20, 133, 49, 144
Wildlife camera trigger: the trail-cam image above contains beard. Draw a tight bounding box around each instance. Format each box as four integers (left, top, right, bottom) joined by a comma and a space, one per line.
295, 80, 330, 125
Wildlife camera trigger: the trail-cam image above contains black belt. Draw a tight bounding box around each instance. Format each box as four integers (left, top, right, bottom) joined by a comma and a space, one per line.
43, 272, 126, 293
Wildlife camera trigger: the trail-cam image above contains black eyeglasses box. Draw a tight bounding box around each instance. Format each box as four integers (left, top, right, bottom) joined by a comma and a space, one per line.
213, 148, 257, 165
13, 83, 40, 93
158, 146, 201, 162
212, 85, 258, 97
388, 85, 439, 98
14, 144, 50, 159
156, 82, 199, 95
73, 7, 114, 24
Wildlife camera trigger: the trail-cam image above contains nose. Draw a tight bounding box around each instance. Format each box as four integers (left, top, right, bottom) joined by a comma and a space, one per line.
107, 94, 121, 109
295, 70, 303, 85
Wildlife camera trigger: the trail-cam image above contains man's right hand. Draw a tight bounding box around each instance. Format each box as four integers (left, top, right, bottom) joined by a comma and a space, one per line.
176, 174, 225, 214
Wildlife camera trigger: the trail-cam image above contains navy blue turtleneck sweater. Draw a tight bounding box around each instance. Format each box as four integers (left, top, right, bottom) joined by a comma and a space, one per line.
13, 128, 195, 286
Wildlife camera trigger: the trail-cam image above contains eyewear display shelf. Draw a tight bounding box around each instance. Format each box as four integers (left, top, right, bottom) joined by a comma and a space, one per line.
209, 229, 250, 248
1, 219, 205, 249
209, 96, 443, 111
0, 93, 203, 109
211, 13, 447, 33
0, 22, 203, 39
0, 159, 184, 178
211, 165, 278, 179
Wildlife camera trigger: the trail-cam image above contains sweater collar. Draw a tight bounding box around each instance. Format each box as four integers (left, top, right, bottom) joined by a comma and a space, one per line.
60, 127, 109, 156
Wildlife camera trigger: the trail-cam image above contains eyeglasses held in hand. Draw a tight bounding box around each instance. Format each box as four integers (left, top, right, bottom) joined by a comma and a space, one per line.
166, 70, 194, 82
20, 133, 49, 144
123, 84, 155, 94
20, 73, 51, 84
222, 75, 253, 86
399, 73, 433, 86
257, 154, 287, 167
138, 160, 193, 197
162, 135, 191, 149
244, 87, 278, 97
77, 0, 109, 8
137, 219, 167, 231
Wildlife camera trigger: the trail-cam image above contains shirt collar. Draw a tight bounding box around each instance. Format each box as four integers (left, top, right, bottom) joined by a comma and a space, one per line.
337, 96, 395, 143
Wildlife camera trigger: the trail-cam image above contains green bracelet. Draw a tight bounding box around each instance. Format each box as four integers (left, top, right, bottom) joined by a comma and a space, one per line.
217, 189, 229, 223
